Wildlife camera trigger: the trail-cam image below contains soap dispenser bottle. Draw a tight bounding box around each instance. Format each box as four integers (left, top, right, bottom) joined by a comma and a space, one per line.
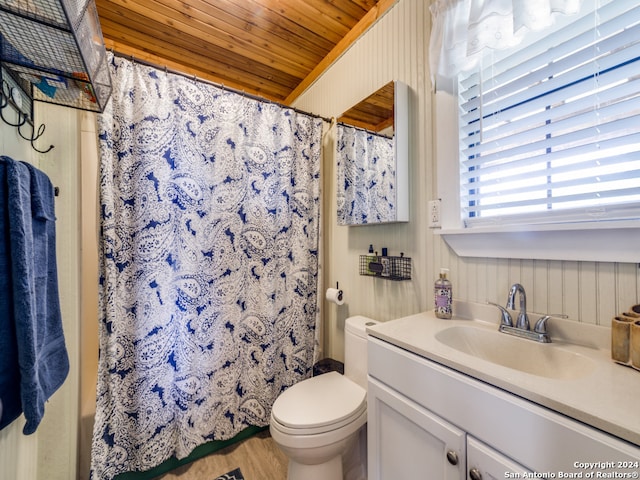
435, 268, 452, 319
366, 244, 376, 274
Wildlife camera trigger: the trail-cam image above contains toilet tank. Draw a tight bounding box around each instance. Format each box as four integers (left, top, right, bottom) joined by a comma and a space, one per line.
344, 315, 379, 389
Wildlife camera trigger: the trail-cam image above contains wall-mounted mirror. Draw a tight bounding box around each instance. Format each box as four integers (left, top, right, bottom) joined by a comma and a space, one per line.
336, 80, 409, 225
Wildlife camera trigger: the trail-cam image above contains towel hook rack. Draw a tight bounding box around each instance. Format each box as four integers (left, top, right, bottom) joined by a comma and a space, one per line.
18, 119, 54, 154
0, 78, 54, 154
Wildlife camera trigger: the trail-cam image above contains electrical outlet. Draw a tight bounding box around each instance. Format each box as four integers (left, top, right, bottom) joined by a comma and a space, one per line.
428, 199, 441, 228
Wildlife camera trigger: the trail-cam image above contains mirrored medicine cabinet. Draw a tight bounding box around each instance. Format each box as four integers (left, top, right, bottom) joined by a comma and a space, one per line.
336, 80, 409, 226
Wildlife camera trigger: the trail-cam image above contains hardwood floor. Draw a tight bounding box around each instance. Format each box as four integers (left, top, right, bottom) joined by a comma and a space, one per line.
154, 430, 288, 480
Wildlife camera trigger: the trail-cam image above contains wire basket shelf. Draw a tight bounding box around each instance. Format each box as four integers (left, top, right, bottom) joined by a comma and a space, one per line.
359, 254, 411, 281
0, 0, 112, 113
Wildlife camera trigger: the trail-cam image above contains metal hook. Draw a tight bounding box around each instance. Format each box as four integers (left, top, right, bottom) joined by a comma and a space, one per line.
1, 78, 54, 153
0, 85, 28, 128
1, 78, 10, 97
0, 85, 7, 110
17, 121, 54, 154
0, 103, 27, 127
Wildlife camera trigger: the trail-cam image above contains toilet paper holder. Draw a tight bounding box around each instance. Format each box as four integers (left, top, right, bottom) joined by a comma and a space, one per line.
325, 282, 345, 305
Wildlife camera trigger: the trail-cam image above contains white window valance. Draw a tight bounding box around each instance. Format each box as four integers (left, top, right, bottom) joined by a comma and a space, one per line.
429, 0, 582, 91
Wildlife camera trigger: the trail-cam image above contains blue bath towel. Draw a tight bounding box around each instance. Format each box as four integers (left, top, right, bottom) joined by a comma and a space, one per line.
0, 156, 69, 434
0, 160, 22, 430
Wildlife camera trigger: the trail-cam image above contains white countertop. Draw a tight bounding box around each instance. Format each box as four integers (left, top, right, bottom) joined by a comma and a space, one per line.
366, 301, 640, 447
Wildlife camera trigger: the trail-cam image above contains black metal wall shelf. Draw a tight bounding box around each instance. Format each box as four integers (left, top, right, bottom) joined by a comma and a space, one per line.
0, 0, 112, 113
359, 254, 411, 281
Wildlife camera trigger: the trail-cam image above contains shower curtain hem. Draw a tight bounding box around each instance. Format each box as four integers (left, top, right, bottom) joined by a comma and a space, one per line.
112, 425, 267, 480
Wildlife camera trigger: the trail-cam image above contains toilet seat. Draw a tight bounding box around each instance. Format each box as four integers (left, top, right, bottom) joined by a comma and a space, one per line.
271, 372, 366, 435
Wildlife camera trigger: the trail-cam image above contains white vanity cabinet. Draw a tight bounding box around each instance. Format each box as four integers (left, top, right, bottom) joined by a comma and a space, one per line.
367, 336, 640, 479
368, 376, 531, 480
368, 376, 466, 479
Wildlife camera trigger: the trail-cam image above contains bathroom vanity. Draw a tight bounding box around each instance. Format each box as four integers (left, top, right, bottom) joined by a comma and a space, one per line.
366, 303, 640, 479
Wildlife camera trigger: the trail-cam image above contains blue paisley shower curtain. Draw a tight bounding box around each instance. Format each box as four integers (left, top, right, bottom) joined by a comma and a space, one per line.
336, 124, 395, 225
91, 55, 322, 479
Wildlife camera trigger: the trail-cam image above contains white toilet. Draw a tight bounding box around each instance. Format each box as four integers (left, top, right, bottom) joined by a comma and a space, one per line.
270, 315, 378, 480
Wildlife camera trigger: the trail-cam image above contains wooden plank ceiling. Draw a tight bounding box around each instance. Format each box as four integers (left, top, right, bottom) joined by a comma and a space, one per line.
338, 80, 394, 133
96, 0, 396, 106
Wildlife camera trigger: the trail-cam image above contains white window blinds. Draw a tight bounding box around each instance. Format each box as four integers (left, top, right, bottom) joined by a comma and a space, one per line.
458, 1, 640, 228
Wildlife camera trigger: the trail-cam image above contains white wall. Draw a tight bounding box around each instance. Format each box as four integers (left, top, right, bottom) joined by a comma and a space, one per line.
294, 0, 433, 360
0, 103, 82, 479
294, 0, 640, 362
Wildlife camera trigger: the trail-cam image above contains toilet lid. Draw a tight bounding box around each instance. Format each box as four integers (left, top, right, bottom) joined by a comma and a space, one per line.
271, 372, 366, 430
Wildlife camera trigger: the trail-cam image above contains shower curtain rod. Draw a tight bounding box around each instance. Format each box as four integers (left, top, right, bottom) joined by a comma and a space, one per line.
336, 120, 393, 139
111, 51, 333, 124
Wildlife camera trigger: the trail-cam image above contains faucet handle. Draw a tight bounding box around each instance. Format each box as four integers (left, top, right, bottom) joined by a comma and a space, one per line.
534, 313, 569, 334
534, 315, 551, 334
486, 301, 513, 327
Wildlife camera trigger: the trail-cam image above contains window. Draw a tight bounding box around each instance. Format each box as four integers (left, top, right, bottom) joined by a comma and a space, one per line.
458, 1, 640, 229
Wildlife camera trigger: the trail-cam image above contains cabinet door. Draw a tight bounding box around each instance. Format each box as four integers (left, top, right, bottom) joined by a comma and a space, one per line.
467, 436, 531, 480
368, 377, 466, 480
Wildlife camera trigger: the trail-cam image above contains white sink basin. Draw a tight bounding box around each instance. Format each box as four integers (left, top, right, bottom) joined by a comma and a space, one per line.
435, 325, 596, 380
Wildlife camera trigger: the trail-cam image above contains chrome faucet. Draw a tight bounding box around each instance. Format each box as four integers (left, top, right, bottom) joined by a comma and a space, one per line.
506, 283, 529, 330
486, 283, 568, 343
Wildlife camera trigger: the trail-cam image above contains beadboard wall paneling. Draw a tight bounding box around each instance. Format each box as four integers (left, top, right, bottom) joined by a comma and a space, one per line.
35, 103, 81, 480
294, 0, 432, 360
78, 111, 101, 480
294, 0, 639, 362
0, 104, 81, 480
